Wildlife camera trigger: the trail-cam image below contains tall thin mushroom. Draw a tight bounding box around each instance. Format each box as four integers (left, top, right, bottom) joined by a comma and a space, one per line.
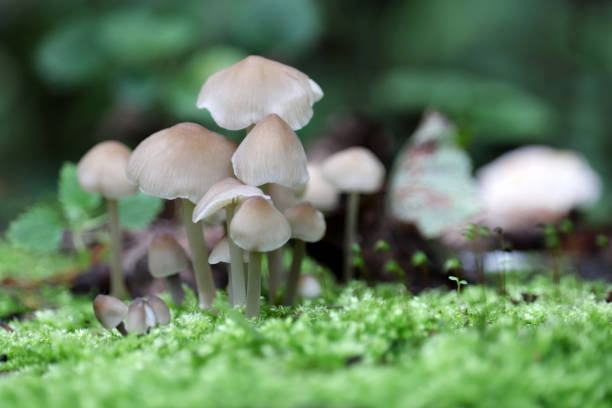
321, 147, 385, 281
229, 197, 291, 317
126, 122, 236, 308
77, 141, 137, 298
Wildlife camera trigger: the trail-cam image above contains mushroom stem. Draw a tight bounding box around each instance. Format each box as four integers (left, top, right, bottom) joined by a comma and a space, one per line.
267, 247, 284, 302
246, 252, 262, 318
226, 203, 247, 306
166, 274, 185, 306
107, 198, 127, 299
227, 268, 233, 306
343, 192, 360, 281
283, 240, 305, 305
180, 199, 216, 309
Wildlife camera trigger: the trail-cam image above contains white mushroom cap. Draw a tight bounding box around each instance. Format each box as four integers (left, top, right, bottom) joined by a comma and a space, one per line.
126, 122, 237, 203
321, 147, 385, 193
208, 235, 249, 264
232, 114, 309, 188
267, 183, 305, 212
192, 178, 269, 223
93, 294, 128, 330
147, 295, 171, 326
77, 141, 137, 199
125, 296, 170, 334
477, 145, 602, 232
298, 274, 322, 299
196, 55, 323, 131
284, 202, 326, 243
302, 163, 340, 212
148, 233, 189, 278
229, 197, 291, 252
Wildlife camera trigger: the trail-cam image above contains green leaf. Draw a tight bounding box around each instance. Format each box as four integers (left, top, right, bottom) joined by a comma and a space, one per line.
374, 240, 390, 252
448, 276, 458, 282
411, 251, 427, 267
444, 258, 461, 272
58, 162, 102, 223
119, 193, 163, 230
6, 204, 65, 253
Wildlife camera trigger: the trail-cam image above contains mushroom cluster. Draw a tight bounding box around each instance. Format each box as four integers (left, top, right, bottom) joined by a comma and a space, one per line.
93, 294, 170, 336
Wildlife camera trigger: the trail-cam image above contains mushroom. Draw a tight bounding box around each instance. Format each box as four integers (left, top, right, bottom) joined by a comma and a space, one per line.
196, 55, 323, 131
229, 197, 291, 317
126, 122, 237, 309
77, 141, 137, 298
282, 202, 326, 305
232, 114, 309, 189
477, 145, 601, 233
93, 294, 128, 335
148, 233, 189, 306
192, 178, 269, 306
124, 295, 170, 335
302, 163, 340, 212
321, 147, 385, 281
298, 274, 322, 299
208, 235, 249, 305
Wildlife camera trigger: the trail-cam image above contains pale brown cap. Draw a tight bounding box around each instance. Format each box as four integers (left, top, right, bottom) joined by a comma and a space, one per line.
192, 177, 269, 223
321, 147, 385, 193
77, 141, 137, 199
148, 233, 189, 278
303, 163, 340, 212
147, 295, 170, 326
229, 197, 291, 252
284, 202, 326, 243
196, 55, 323, 131
298, 274, 322, 298
208, 235, 249, 264
93, 294, 128, 330
267, 183, 305, 212
232, 114, 309, 188
125, 298, 154, 334
126, 122, 237, 203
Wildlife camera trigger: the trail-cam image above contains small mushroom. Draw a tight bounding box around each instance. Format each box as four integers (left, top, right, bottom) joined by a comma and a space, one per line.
298, 274, 322, 299
124, 296, 171, 335
196, 55, 323, 131
127, 122, 237, 309
282, 202, 326, 305
302, 163, 340, 212
148, 233, 189, 306
321, 147, 385, 281
77, 141, 137, 298
93, 294, 128, 335
232, 114, 309, 189
230, 197, 291, 317
193, 177, 269, 306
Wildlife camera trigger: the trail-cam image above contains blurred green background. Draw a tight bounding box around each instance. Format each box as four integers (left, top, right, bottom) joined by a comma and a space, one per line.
2, 0, 612, 228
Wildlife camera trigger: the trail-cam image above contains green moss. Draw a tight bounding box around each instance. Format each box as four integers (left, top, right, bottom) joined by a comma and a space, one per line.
1, 277, 611, 407
0, 240, 75, 280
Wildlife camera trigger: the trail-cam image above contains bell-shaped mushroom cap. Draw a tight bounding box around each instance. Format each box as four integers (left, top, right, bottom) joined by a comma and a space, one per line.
477, 145, 602, 232
229, 197, 291, 252
303, 163, 340, 212
321, 147, 385, 194
298, 274, 322, 299
232, 114, 309, 188
77, 141, 137, 199
125, 298, 157, 334
148, 233, 189, 278
93, 294, 128, 330
126, 122, 237, 203
192, 178, 269, 223
284, 202, 326, 243
196, 55, 323, 131
267, 183, 305, 212
208, 236, 249, 264
147, 295, 170, 326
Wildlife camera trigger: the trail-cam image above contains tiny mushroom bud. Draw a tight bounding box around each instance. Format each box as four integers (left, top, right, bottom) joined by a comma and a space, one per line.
230, 197, 291, 317
147, 295, 171, 326
298, 274, 322, 299
321, 147, 385, 281
125, 297, 170, 335
78, 141, 137, 299
93, 294, 128, 334
282, 202, 326, 305
232, 114, 309, 189
196, 55, 323, 131
148, 233, 189, 306
127, 122, 237, 309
